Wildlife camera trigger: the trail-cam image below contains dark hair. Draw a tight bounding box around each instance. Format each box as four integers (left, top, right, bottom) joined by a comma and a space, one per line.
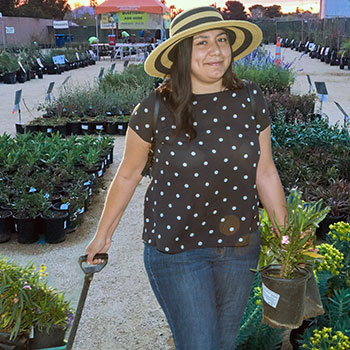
157, 30, 244, 141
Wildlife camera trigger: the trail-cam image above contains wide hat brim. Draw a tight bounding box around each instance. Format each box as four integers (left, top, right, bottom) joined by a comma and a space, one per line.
145, 20, 262, 78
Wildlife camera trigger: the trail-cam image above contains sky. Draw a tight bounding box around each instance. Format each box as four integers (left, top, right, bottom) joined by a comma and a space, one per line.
69, 0, 320, 13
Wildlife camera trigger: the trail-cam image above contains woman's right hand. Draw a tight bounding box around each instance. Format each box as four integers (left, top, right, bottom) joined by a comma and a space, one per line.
85, 235, 112, 265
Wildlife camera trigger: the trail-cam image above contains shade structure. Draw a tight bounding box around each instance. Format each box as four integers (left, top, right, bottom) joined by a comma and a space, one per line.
95, 0, 169, 15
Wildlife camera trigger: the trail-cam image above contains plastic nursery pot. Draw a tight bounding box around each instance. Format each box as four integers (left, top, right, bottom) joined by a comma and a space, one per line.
66, 121, 81, 135
260, 265, 310, 329
3, 71, 17, 84
13, 216, 40, 244
0, 210, 13, 243
105, 121, 118, 135
304, 264, 324, 319
30, 325, 66, 349
40, 211, 68, 244
15, 123, 26, 134
0, 331, 30, 350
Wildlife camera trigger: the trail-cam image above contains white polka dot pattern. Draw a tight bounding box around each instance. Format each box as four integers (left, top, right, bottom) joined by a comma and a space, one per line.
128, 86, 271, 253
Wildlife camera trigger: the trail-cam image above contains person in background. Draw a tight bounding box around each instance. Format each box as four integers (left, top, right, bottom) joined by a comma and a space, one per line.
85, 6, 287, 349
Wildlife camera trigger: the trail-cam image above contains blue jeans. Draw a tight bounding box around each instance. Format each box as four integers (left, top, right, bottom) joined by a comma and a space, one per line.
144, 230, 260, 350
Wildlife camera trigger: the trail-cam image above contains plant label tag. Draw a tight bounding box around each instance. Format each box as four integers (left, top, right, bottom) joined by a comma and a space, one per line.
47, 128, 53, 133
37, 58, 44, 68
29, 326, 34, 339
96, 125, 103, 130
118, 125, 123, 130
60, 203, 70, 210
64, 220, 67, 229
262, 283, 280, 308
98, 169, 103, 177
81, 124, 89, 130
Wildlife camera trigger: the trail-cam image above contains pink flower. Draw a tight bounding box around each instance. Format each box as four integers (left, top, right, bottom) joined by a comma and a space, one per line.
281, 235, 290, 245
23, 285, 32, 290
13, 297, 19, 304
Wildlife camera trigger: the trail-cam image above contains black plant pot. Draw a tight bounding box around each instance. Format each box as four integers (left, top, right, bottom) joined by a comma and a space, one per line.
40, 211, 68, 243
66, 121, 81, 135
92, 121, 106, 134
52, 203, 79, 233
105, 121, 118, 135
0, 210, 13, 243
15, 123, 26, 134
26, 124, 39, 133
3, 71, 17, 84
0, 331, 30, 350
30, 325, 66, 349
117, 121, 128, 135
16, 70, 27, 83
316, 213, 347, 240
53, 124, 67, 137
39, 125, 54, 135
80, 121, 94, 134
14, 216, 40, 244
109, 146, 114, 164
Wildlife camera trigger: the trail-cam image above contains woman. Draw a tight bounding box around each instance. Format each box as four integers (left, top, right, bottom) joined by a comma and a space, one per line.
86, 6, 287, 349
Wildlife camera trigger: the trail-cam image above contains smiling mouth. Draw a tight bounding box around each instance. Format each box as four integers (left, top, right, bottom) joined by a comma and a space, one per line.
207, 61, 223, 66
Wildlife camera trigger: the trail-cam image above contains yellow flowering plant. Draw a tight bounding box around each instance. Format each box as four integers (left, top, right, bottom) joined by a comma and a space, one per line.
314, 244, 344, 276
259, 189, 330, 279
302, 327, 350, 350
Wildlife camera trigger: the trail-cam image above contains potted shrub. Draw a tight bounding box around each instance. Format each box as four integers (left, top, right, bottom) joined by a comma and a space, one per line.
12, 191, 48, 244
307, 180, 350, 240
0, 51, 19, 84
339, 38, 350, 70
0, 210, 13, 243
258, 189, 329, 329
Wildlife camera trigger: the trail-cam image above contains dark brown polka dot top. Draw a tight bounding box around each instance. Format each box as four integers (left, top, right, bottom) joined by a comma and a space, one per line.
129, 81, 271, 254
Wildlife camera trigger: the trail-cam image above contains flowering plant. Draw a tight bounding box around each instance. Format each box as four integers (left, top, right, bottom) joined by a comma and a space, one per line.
302, 327, 350, 350
259, 189, 330, 279
0, 257, 74, 340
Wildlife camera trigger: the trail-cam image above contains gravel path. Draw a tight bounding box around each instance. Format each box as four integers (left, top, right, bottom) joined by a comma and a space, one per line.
1, 46, 348, 349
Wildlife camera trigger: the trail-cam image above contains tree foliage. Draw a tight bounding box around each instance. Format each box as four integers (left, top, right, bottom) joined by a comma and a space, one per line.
222, 1, 247, 20
0, 0, 71, 19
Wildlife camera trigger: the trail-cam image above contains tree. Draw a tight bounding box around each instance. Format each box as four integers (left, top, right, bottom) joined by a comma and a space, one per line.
15, 0, 71, 19
264, 5, 282, 18
249, 4, 265, 19
0, 0, 21, 16
222, 1, 247, 20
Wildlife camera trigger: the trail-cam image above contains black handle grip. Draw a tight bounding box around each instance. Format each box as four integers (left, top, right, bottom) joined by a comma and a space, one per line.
79, 253, 108, 274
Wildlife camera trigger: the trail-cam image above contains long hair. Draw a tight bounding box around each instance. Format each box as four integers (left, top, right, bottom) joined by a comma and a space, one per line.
156, 30, 244, 141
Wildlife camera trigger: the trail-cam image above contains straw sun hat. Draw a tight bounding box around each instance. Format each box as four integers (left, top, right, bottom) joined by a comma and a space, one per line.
144, 6, 262, 78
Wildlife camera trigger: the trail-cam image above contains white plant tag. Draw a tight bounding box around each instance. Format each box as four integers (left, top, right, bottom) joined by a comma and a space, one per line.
98, 169, 103, 177
262, 283, 280, 308
29, 326, 34, 339
47, 128, 53, 133
81, 124, 88, 130
96, 125, 103, 130
118, 125, 123, 130
63, 220, 67, 229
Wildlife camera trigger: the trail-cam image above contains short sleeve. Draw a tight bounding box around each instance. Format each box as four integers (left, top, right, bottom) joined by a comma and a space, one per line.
250, 81, 271, 133
128, 93, 157, 143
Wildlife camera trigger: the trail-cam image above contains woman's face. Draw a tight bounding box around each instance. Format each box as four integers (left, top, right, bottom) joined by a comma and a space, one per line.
190, 29, 232, 93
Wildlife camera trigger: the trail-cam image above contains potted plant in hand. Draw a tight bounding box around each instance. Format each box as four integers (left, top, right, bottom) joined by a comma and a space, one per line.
258, 189, 329, 329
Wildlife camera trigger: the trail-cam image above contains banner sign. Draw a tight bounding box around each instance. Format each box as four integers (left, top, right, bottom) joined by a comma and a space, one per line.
118, 12, 148, 25
52, 55, 65, 65
100, 14, 116, 29
53, 20, 69, 29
